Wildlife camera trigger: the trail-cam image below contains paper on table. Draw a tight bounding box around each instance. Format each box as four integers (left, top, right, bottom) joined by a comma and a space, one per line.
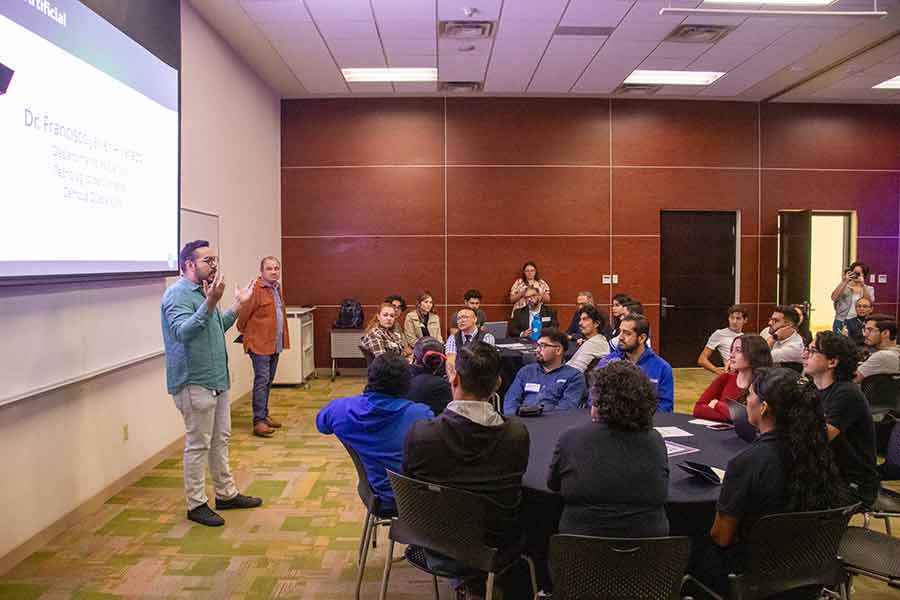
496, 343, 530, 350
655, 426, 693, 438
711, 467, 726, 480
665, 441, 700, 458
689, 418, 719, 426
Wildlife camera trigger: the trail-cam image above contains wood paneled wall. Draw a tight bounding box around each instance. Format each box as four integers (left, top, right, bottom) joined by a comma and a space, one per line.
280, 98, 900, 368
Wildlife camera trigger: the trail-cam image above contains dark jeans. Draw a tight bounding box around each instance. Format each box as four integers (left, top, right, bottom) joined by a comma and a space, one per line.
250, 351, 280, 424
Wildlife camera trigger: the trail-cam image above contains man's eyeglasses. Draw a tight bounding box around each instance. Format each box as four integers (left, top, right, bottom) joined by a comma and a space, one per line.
801, 346, 822, 357
536, 342, 561, 350
195, 257, 218, 265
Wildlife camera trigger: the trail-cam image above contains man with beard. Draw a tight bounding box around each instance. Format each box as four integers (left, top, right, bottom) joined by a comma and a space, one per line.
503, 328, 584, 415
161, 240, 260, 526
596, 314, 674, 413
508, 286, 558, 339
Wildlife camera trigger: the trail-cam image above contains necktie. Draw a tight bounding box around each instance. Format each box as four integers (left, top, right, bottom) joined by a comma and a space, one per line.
464, 334, 471, 345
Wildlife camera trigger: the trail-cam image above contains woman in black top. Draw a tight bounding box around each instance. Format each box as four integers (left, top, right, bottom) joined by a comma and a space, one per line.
689, 367, 843, 596
406, 337, 452, 415
547, 360, 669, 537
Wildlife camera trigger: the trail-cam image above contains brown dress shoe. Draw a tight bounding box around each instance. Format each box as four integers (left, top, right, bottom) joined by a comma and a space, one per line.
253, 422, 275, 437
264, 416, 282, 428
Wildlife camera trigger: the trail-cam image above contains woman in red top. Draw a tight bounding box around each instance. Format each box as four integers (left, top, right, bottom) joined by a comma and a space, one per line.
693, 334, 772, 422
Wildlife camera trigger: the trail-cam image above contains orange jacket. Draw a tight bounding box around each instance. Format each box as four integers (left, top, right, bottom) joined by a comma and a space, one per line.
236, 277, 291, 355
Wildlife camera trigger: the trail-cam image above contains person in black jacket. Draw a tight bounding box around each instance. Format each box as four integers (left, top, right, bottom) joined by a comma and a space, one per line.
407, 337, 452, 415
403, 342, 530, 599
508, 286, 558, 339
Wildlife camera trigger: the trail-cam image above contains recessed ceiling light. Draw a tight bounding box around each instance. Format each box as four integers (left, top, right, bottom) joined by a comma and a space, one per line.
703, 0, 837, 5
341, 68, 437, 82
873, 75, 900, 89
624, 70, 726, 86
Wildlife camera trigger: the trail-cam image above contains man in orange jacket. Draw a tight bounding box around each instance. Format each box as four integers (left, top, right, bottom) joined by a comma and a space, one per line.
237, 256, 290, 437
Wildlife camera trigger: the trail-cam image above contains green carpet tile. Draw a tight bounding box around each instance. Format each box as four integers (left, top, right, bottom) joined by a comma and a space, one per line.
2, 370, 898, 599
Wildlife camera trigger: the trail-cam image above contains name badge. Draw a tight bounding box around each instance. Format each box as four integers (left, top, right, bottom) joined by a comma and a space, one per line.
556, 379, 567, 384
650, 379, 659, 384
524, 383, 541, 393
542, 317, 551, 322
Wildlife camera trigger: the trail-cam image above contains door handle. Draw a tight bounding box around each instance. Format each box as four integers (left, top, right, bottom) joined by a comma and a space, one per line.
661, 296, 675, 308
661, 296, 675, 318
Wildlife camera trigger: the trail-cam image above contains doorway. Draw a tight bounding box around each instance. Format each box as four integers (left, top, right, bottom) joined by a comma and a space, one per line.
810, 214, 852, 332
660, 211, 737, 368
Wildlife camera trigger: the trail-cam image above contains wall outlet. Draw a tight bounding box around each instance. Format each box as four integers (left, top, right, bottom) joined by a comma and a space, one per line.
612, 274, 619, 284
122, 424, 129, 442
602, 274, 612, 284
878, 274, 888, 284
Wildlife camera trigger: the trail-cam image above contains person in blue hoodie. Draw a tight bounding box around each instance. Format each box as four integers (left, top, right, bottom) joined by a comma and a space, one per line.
504, 329, 586, 416
595, 314, 675, 413
316, 353, 433, 512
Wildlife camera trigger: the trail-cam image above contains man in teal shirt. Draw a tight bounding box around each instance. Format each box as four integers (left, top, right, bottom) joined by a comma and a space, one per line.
161, 240, 259, 526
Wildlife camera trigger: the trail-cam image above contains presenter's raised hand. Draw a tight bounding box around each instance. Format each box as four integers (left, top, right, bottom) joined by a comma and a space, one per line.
204, 270, 226, 308
235, 279, 255, 306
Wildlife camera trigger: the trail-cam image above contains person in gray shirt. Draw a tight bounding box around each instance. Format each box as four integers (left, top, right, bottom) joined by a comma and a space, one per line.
855, 315, 900, 382
566, 304, 611, 372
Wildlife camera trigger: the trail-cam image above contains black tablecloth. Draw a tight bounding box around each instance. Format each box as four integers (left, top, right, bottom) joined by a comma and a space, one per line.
513, 410, 751, 587
518, 411, 749, 504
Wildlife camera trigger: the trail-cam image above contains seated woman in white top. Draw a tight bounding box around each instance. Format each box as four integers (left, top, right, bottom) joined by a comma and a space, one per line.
567, 304, 611, 372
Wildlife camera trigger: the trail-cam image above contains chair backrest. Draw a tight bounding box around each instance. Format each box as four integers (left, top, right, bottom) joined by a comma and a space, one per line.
730, 505, 855, 600
549, 535, 691, 600
360, 348, 376, 367
341, 442, 382, 515
385, 470, 500, 573
887, 419, 900, 467
778, 361, 804, 374
861, 373, 900, 412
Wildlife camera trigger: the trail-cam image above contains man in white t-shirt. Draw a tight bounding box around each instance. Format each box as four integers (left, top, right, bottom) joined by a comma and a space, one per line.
855, 315, 900, 382
566, 304, 611, 372
760, 306, 805, 365
697, 305, 749, 375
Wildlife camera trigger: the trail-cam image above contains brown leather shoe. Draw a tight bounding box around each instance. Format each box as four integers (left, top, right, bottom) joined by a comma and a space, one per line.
253, 422, 275, 437
264, 416, 282, 428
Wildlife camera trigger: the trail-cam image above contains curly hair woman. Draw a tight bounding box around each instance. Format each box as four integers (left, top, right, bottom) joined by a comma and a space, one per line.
688, 366, 844, 596
547, 360, 669, 537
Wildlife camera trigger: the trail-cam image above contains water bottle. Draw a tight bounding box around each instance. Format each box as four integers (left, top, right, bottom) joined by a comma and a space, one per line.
531, 313, 542, 341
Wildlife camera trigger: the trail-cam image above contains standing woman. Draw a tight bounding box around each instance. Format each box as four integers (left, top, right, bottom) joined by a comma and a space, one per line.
832, 262, 874, 334
509, 261, 551, 317
404, 291, 443, 346
360, 303, 409, 359
693, 334, 772, 422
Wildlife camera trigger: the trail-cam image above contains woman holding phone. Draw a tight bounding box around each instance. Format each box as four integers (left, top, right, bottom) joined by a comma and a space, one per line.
831, 262, 874, 335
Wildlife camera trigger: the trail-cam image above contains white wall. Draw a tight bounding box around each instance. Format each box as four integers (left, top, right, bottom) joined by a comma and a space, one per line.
0, 1, 281, 564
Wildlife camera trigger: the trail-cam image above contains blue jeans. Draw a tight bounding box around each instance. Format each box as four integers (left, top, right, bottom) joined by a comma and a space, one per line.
250, 352, 280, 424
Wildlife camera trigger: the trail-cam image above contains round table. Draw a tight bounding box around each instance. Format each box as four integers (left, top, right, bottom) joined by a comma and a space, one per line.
513, 410, 751, 586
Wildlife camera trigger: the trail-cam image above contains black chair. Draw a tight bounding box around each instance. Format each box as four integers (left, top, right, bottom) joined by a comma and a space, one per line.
340, 443, 397, 600
549, 534, 691, 600
779, 361, 804, 374
360, 347, 376, 367
378, 470, 538, 600
860, 373, 900, 418
838, 526, 900, 596
684, 505, 856, 600
863, 487, 900, 536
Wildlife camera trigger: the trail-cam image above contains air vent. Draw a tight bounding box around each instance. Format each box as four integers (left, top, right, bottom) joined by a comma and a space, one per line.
665, 24, 734, 44
439, 20, 495, 39
554, 25, 616, 37
439, 81, 483, 94
615, 83, 662, 96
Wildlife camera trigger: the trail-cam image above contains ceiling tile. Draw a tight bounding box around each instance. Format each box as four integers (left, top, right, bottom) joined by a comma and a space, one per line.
386, 53, 437, 67
439, 37, 493, 55
501, 0, 569, 20
304, 0, 373, 21
371, 0, 435, 21
377, 19, 436, 40
648, 41, 713, 60
315, 19, 379, 40
483, 38, 548, 92
437, 0, 502, 22
529, 36, 608, 92
439, 54, 491, 81
393, 82, 438, 92
238, 0, 310, 23
382, 37, 436, 56
560, 0, 634, 28
639, 56, 693, 70
348, 82, 394, 93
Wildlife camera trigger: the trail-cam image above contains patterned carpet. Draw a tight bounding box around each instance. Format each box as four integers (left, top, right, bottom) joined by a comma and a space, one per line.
1, 369, 898, 599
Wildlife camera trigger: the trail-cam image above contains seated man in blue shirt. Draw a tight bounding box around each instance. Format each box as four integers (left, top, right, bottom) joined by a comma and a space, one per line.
316, 353, 433, 512
596, 314, 675, 412
504, 328, 586, 415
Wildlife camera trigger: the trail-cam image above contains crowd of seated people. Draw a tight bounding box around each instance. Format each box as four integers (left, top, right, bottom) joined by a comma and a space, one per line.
321, 258, 890, 599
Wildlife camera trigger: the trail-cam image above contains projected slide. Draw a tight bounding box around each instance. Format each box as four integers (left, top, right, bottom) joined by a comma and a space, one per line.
0, 0, 179, 279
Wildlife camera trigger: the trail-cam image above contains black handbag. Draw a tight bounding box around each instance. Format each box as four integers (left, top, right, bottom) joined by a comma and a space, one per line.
516, 404, 544, 417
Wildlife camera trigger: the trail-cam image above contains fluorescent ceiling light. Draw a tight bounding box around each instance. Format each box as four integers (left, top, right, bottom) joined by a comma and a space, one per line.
341, 68, 437, 82
873, 75, 900, 89
624, 70, 726, 85
703, 0, 837, 5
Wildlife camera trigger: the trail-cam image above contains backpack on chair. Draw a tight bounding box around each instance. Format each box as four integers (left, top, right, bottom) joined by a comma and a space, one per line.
335, 298, 364, 329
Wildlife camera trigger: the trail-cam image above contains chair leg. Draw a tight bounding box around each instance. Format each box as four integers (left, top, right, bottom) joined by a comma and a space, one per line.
355, 514, 375, 600
521, 555, 539, 600
377, 539, 396, 600
432, 575, 440, 600
484, 572, 496, 600
357, 512, 372, 566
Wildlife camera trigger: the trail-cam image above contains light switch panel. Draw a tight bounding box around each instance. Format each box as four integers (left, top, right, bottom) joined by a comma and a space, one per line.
878, 274, 888, 284
612, 274, 619, 284
602, 274, 612, 285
